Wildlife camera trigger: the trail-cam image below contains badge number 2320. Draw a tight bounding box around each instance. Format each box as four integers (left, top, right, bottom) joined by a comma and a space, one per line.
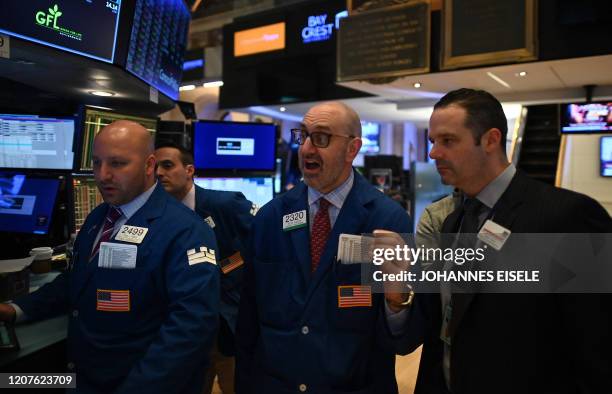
283, 210, 307, 231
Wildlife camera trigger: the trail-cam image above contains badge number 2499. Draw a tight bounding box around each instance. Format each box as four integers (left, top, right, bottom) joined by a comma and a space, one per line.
115, 225, 148, 244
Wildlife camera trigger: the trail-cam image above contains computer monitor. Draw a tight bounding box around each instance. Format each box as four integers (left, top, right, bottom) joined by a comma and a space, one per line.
125, 0, 190, 100
193, 120, 276, 172
0, 1, 122, 63
561, 102, 612, 133
0, 172, 60, 234
193, 177, 274, 208
601, 136, 612, 177
0, 114, 75, 170
360, 121, 380, 154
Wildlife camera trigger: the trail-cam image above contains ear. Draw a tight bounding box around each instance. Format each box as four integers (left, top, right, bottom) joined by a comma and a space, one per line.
346, 138, 362, 161
482, 128, 502, 153
145, 154, 156, 176
186, 164, 195, 178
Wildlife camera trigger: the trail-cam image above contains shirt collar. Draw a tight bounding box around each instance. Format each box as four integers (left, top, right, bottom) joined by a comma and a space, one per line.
308, 170, 354, 209
476, 163, 516, 209
116, 181, 158, 220
181, 183, 196, 211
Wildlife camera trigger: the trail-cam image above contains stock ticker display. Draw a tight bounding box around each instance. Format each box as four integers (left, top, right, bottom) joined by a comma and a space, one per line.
125, 0, 190, 100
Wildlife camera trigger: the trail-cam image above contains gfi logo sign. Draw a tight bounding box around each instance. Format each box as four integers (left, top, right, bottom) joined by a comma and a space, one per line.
35, 3, 82, 41
36, 4, 62, 29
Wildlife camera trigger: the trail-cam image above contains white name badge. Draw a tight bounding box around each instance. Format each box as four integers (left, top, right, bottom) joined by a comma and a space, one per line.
204, 216, 216, 229
477, 219, 511, 251
99, 242, 137, 269
282, 210, 307, 231
115, 225, 149, 244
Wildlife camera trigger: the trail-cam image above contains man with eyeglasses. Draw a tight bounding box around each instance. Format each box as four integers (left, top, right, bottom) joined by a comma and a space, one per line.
235, 102, 422, 393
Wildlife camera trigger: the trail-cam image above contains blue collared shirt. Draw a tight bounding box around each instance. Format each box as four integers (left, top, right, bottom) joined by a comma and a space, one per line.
91, 182, 158, 251
307, 170, 354, 231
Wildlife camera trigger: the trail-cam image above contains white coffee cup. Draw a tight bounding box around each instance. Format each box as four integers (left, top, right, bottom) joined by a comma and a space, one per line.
29, 247, 53, 273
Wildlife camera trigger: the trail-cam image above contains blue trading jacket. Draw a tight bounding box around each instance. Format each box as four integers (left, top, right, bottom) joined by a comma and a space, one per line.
194, 185, 254, 355
236, 171, 421, 394
15, 184, 220, 394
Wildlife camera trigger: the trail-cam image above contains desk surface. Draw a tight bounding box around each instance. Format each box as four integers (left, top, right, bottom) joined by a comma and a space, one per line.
0, 272, 68, 367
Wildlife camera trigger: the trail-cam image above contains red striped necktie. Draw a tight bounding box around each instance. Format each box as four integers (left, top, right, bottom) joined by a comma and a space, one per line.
310, 198, 331, 272
90, 206, 123, 259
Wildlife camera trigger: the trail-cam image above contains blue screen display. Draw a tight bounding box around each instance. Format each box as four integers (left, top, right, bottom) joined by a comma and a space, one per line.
601, 137, 612, 177
0, 173, 59, 234
194, 121, 276, 171
360, 121, 380, 154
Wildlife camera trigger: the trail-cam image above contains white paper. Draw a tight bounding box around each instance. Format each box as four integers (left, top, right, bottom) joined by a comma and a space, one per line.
99, 242, 137, 269
0, 256, 34, 273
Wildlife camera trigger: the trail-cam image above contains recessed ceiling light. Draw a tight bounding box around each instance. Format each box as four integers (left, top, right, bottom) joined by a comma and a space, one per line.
413, 82, 422, 88
87, 105, 114, 111
203, 81, 224, 88
89, 90, 115, 97
486, 72, 511, 88
516, 71, 527, 77
280, 106, 287, 112
179, 85, 196, 91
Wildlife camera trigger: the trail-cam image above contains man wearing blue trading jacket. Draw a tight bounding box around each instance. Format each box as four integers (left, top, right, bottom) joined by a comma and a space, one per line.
0, 120, 220, 394
155, 141, 256, 394
236, 101, 423, 393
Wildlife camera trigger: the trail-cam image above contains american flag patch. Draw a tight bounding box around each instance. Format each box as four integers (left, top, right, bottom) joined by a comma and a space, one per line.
96, 289, 130, 312
338, 285, 372, 308
220, 252, 244, 274
187, 246, 216, 266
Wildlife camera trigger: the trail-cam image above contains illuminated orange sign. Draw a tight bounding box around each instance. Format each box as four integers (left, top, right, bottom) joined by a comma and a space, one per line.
234, 22, 286, 57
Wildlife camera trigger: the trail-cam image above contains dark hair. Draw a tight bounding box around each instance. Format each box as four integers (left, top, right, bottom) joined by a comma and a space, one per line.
155, 140, 194, 166
433, 88, 507, 152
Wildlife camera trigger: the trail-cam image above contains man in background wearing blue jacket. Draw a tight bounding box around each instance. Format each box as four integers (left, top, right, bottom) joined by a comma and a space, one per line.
236, 102, 422, 394
0, 120, 220, 394
155, 141, 255, 394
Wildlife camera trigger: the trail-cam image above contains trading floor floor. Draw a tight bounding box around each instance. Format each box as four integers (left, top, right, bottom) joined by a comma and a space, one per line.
211, 346, 423, 394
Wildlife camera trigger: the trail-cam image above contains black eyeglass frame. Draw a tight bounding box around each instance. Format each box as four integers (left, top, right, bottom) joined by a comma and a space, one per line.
290, 128, 356, 148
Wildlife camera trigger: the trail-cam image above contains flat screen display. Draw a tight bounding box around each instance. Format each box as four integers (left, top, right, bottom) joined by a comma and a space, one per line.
360, 121, 380, 154
194, 177, 274, 208
0, 173, 59, 234
601, 136, 612, 177
234, 22, 286, 57
0, 114, 75, 170
194, 121, 276, 171
561, 102, 612, 133
0, 0, 121, 63
126, 0, 191, 100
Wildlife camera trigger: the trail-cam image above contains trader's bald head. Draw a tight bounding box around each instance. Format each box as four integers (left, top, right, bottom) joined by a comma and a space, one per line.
92, 120, 156, 206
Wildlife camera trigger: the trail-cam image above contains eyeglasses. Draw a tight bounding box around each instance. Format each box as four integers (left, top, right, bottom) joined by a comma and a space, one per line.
291, 128, 355, 148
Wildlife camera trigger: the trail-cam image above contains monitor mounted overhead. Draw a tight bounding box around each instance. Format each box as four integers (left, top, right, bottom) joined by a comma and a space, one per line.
234, 22, 286, 57
0, 0, 122, 63
125, 0, 191, 101
561, 102, 612, 134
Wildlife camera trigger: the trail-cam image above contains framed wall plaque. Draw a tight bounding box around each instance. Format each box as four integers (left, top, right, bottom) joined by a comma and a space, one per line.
441, 0, 537, 70
338, 1, 431, 81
